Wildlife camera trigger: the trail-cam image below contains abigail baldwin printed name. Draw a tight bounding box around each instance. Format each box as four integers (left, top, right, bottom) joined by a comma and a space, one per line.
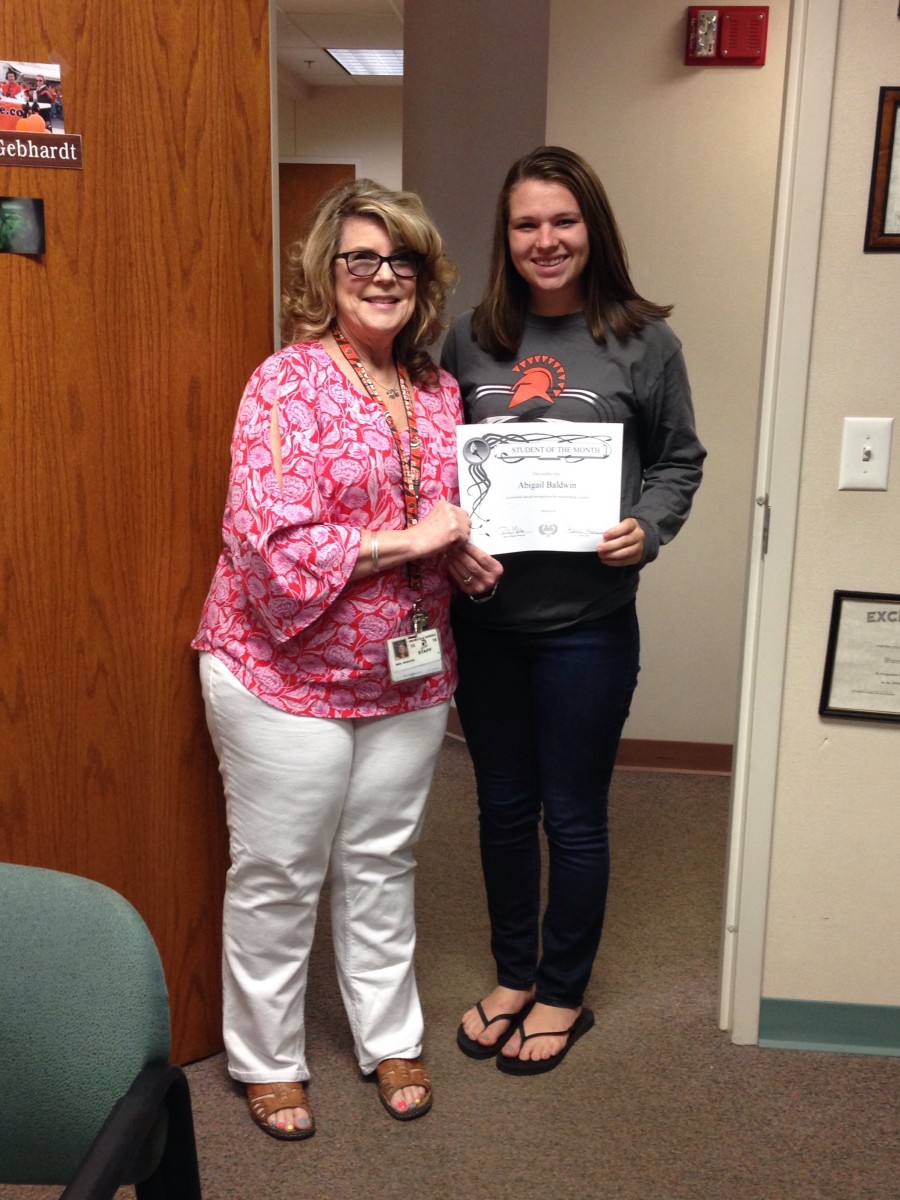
519, 479, 577, 490
0, 131, 83, 169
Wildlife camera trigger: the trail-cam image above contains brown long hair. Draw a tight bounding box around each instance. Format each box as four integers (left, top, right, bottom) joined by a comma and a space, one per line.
472, 146, 671, 358
281, 179, 457, 387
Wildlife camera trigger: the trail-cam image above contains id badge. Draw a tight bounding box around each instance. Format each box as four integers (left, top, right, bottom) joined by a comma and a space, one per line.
387, 628, 444, 683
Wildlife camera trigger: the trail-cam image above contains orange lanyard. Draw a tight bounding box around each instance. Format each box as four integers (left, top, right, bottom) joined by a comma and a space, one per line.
333, 326, 427, 623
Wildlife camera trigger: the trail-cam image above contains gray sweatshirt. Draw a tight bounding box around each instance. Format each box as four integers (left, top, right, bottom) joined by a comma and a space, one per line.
441, 310, 706, 631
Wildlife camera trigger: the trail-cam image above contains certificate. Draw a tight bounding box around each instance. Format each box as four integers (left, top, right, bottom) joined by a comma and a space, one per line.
456, 422, 622, 553
819, 591, 900, 722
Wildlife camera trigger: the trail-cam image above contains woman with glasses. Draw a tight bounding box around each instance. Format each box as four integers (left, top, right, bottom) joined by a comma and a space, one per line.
194, 179, 501, 1138
442, 147, 705, 1075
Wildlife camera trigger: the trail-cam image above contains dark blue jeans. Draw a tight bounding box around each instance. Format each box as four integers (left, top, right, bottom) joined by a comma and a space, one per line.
453, 602, 640, 1009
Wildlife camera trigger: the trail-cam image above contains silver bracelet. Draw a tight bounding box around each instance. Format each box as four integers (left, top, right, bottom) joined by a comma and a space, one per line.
370, 531, 380, 573
467, 583, 498, 604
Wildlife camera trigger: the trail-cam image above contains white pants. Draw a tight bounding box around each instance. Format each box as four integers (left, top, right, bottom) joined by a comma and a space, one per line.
199, 653, 449, 1080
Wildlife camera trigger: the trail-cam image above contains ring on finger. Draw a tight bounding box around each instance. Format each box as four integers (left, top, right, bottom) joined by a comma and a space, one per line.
463, 574, 474, 584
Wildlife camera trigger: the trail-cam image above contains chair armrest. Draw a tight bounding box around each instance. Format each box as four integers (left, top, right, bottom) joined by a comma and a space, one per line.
61, 1061, 201, 1200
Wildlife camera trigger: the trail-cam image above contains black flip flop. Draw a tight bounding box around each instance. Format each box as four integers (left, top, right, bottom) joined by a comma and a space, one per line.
457, 999, 534, 1059
496, 1007, 595, 1075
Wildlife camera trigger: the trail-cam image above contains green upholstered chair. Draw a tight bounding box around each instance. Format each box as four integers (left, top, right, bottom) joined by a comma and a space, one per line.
0, 863, 203, 1199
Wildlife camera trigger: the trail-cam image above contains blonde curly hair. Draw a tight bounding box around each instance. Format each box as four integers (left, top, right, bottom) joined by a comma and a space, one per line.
281, 179, 457, 387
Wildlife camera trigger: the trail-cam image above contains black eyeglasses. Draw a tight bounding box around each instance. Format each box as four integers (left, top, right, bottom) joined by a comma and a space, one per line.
333, 250, 424, 279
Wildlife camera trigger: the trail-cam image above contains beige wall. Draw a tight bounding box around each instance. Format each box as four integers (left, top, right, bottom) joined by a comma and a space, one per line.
278, 83, 403, 187
403, 0, 786, 748
548, 0, 791, 744
762, 1, 900, 1006
403, 0, 550, 318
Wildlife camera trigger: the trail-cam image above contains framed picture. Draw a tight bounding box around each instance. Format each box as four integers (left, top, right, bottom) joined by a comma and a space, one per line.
0, 197, 45, 254
864, 86, 900, 251
819, 591, 900, 722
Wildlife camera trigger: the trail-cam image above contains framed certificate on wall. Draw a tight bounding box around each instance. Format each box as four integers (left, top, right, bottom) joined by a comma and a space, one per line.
820, 591, 900, 722
864, 86, 900, 251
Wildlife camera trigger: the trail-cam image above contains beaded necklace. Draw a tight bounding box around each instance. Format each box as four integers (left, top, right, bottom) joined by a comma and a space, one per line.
332, 325, 429, 631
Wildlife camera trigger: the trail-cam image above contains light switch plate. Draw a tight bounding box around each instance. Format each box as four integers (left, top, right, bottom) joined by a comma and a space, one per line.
838, 417, 893, 490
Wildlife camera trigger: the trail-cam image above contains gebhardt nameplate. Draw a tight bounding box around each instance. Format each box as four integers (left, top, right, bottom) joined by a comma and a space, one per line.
0, 131, 83, 169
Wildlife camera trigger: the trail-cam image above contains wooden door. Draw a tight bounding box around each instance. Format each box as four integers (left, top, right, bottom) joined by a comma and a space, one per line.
279, 161, 355, 273
0, 0, 273, 1062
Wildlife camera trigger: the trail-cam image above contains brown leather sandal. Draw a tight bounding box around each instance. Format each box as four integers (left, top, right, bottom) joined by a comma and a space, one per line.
246, 1081, 315, 1140
374, 1057, 433, 1121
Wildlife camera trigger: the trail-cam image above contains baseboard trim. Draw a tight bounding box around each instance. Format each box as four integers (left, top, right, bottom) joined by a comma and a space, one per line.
759, 998, 900, 1057
445, 710, 732, 776
615, 739, 732, 775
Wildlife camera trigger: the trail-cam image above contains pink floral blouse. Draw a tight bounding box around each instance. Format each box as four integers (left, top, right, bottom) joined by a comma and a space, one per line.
193, 340, 462, 718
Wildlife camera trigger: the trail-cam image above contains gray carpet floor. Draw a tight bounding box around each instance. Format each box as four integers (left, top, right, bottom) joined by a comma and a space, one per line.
4, 738, 898, 1199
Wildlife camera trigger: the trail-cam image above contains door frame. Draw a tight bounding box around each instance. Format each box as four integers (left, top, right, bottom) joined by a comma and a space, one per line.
718, 0, 842, 1042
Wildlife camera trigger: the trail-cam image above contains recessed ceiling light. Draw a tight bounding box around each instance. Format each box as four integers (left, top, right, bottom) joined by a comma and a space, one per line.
326, 49, 403, 77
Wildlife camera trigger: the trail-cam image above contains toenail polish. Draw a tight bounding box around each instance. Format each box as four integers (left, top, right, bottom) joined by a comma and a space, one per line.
286, 1124, 294, 1131
300, 1118, 310, 1128
397, 1100, 408, 1111
276, 1121, 285, 1129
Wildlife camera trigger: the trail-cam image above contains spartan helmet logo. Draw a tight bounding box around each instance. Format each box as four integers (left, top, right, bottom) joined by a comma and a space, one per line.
509, 355, 566, 408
